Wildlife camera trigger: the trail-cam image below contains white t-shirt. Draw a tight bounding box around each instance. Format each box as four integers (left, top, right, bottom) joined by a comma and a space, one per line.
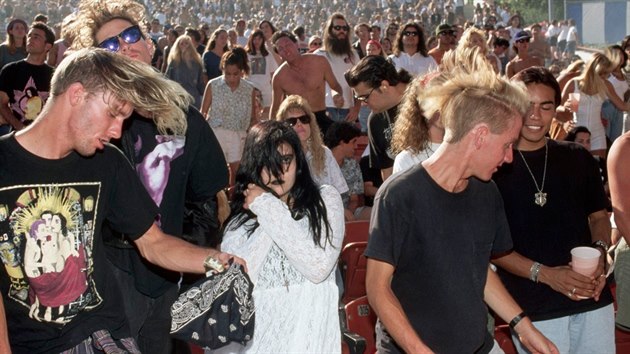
567, 26, 578, 42
314, 49, 360, 109
388, 52, 438, 77
608, 74, 630, 100
393, 142, 441, 174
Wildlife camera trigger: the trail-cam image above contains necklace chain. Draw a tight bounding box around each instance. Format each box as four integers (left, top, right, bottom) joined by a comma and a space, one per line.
517, 141, 548, 207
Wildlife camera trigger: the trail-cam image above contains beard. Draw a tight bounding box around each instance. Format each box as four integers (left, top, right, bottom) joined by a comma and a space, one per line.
326, 34, 353, 57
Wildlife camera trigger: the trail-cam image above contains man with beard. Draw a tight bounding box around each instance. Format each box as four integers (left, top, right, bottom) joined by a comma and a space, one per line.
315, 13, 361, 124
270, 31, 343, 134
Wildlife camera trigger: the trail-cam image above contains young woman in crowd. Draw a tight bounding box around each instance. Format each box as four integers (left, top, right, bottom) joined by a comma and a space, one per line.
275, 95, 349, 200
558, 53, 630, 158
219, 120, 344, 352
165, 35, 205, 108
203, 28, 229, 81
259, 20, 282, 65
245, 29, 278, 120
0, 19, 27, 69
160, 29, 180, 73
602, 45, 629, 142
201, 48, 256, 187
380, 37, 393, 56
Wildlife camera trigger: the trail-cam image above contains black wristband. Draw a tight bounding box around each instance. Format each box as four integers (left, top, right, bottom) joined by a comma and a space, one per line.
509, 311, 527, 330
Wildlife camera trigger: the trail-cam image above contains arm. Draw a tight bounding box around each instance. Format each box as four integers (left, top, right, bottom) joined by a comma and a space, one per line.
484, 268, 559, 354
609, 136, 630, 243
604, 80, 630, 111
587, 209, 611, 300
492, 251, 597, 300
345, 98, 361, 122
270, 71, 284, 119
0, 91, 23, 130
248, 185, 345, 283
505, 61, 514, 78
366, 258, 433, 353
381, 167, 393, 181
0, 293, 10, 353
47, 43, 58, 66
134, 223, 241, 273
321, 58, 345, 107
556, 78, 576, 117
200, 83, 212, 118
249, 89, 257, 128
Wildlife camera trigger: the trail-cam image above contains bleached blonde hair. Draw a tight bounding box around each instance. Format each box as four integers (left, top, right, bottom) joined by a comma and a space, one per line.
52, 48, 191, 136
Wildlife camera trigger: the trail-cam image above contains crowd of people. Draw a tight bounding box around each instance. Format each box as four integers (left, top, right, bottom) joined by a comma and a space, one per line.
0, 0, 630, 353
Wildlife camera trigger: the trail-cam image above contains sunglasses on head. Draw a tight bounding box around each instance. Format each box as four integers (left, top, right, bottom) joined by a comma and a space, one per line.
403, 31, 419, 37
333, 25, 350, 32
285, 115, 311, 127
98, 25, 144, 52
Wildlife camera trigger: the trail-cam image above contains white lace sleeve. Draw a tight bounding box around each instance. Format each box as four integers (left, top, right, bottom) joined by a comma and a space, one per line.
249, 185, 345, 284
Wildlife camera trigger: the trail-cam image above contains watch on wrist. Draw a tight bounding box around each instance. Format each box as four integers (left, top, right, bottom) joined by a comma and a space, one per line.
203, 253, 225, 273
591, 240, 608, 254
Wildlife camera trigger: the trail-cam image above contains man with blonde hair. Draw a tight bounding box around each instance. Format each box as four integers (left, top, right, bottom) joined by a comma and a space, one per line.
0, 48, 242, 354
70, 0, 229, 352
365, 65, 558, 353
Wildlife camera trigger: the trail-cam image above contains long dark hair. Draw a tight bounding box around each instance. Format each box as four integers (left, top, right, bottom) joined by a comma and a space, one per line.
245, 30, 269, 56
226, 121, 332, 248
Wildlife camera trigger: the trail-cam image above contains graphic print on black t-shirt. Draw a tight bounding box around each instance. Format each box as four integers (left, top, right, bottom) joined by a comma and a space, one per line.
0, 183, 101, 325
11, 76, 49, 123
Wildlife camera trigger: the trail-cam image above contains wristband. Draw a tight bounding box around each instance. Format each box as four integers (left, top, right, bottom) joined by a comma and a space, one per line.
591, 240, 608, 255
529, 262, 542, 283
509, 311, 527, 330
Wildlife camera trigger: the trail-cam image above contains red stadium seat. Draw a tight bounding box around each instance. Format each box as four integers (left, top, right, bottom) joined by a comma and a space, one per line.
344, 220, 370, 247
344, 296, 377, 354
340, 242, 368, 304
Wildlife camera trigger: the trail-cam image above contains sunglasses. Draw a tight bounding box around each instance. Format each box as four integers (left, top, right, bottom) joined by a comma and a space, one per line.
332, 25, 350, 32
285, 115, 311, 127
516, 39, 530, 43
354, 87, 375, 102
98, 25, 144, 52
403, 31, 419, 37
310, 41, 322, 46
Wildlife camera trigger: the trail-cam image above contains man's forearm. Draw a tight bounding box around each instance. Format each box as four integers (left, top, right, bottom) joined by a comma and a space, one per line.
0, 106, 22, 130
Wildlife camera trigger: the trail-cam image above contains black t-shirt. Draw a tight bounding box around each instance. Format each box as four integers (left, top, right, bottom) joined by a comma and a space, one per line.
367, 105, 397, 170
366, 166, 512, 353
493, 140, 613, 321
0, 134, 158, 353
104, 106, 228, 297
359, 155, 383, 207
0, 60, 54, 124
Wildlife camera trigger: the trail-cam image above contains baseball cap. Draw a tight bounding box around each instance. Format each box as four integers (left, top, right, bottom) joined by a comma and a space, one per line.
436, 23, 454, 36
514, 30, 531, 42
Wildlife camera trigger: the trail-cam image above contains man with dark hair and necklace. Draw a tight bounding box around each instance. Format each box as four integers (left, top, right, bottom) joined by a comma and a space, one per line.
492, 66, 614, 353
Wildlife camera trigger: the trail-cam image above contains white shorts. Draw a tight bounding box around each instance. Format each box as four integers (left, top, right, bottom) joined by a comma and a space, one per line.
213, 127, 246, 163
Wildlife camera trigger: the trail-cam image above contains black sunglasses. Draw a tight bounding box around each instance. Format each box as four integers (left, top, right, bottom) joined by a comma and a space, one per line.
354, 87, 375, 102
310, 41, 322, 46
332, 25, 350, 32
285, 115, 311, 127
516, 39, 530, 44
403, 31, 419, 37
98, 25, 144, 52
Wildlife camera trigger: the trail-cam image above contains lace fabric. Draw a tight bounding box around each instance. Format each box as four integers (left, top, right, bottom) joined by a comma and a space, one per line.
218, 185, 344, 353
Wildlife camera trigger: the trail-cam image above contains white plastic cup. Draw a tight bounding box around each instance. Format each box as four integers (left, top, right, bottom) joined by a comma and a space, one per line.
571, 246, 601, 277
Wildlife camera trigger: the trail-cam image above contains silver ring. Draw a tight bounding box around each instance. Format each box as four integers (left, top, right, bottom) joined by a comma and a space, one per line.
567, 291, 572, 297
571, 288, 576, 296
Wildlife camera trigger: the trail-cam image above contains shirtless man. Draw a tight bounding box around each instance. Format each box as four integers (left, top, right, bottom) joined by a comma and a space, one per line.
505, 30, 543, 78
270, 31, 343, 133
527, 24, 552, 64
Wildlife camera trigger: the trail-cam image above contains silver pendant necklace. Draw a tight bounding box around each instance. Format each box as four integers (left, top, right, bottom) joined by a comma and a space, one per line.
517, 141, 548, 207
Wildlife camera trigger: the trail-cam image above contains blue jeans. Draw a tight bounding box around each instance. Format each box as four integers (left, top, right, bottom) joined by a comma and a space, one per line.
602, 100, 623, 142
511, 304, 615, 354
326, 107, 350, 122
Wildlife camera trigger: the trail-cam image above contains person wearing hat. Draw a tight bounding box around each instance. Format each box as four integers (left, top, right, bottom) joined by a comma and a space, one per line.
505, 30, 543, 78
428, 23, 456, 66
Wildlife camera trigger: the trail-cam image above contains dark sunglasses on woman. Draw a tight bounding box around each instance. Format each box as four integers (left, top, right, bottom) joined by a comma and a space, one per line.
98, 25, 144, 52
285, 115, 311, 127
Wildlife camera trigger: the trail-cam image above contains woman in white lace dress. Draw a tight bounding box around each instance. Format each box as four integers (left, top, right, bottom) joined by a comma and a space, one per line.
218, 121, 344, 353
